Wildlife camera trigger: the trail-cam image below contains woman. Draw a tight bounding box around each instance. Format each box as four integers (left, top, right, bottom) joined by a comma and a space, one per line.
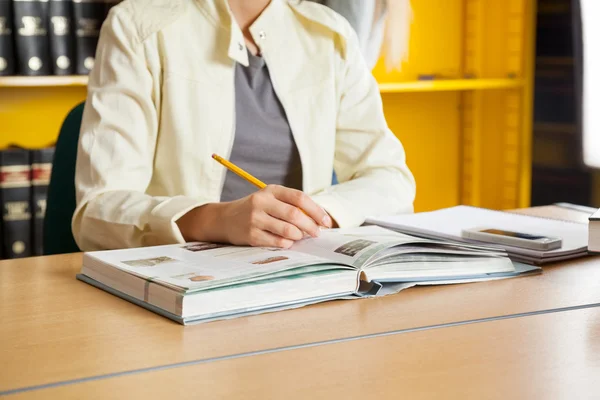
72, 0, 416, 251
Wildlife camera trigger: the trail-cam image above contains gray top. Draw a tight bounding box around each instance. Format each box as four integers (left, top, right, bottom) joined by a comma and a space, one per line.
220, 51, 303, 202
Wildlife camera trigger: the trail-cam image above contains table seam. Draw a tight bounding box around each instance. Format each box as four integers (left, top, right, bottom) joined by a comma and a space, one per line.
3, 301, 600, 397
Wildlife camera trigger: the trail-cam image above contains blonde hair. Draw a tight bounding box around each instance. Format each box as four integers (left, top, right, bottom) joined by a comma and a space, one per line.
382, 0, 413, 71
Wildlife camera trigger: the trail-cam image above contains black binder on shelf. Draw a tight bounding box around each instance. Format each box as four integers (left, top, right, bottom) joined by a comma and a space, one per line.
13, 0, 51, 75
72, 0, 120, 75
31, 147, 54, 256
0, 0, 16, 76
72, 0, 103, 74
49, 0, 75, 75
0, 148, 32, 259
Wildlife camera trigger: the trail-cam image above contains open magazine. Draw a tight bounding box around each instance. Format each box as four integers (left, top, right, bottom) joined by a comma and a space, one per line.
77, 226, 541, 325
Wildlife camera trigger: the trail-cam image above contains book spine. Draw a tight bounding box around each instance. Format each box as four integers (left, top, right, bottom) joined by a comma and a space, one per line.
31, 147, 54, 256
13, 0, 51, 75
72, 0, 104, 75
0, 0, 16, 76
0, 148, 32, 259
48, 0, 74, 75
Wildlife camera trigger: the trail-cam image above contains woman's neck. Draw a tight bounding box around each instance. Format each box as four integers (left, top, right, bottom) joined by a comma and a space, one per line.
228, 0, 271, 55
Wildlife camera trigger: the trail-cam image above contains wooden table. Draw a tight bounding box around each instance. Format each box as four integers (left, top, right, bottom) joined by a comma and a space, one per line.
8, 306, 600, 399
1, 205, 598, 396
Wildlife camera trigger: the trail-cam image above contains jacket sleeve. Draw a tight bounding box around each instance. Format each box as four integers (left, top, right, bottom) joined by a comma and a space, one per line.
72, 8, 204, 251
311, 22, 416, 228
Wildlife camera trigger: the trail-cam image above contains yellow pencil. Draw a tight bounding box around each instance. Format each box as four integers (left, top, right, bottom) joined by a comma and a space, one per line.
212, 153, 317, 221
212, 154, 267, 189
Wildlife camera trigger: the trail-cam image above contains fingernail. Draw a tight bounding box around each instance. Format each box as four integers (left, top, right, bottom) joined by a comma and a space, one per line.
322, 214, 332, 228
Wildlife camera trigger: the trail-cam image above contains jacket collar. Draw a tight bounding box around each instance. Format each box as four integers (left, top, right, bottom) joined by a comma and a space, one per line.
194, 0, 349, 66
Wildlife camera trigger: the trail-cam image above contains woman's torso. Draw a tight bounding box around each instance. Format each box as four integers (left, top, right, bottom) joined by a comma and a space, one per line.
111, 0, 351, 201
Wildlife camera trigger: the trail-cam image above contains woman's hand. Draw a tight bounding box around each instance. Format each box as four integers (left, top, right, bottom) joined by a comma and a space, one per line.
177, 185, 333, 248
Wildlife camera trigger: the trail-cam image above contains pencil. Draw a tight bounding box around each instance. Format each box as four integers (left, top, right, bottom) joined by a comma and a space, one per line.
211, 153, 319, 222
212, 154, 267, 189
212, 154, 331, 228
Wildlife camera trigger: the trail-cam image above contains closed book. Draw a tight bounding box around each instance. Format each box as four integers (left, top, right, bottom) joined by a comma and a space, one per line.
48, 0, 74, 74
590, 209, 600, 253
0, 0, 16, 75
72, 0, 103, 74
31, 147, 54, 256
13, 0, 51, 75
0, 148, 32, 259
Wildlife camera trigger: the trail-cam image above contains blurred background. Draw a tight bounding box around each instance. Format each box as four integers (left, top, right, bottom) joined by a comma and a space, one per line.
0, 0, 598, 260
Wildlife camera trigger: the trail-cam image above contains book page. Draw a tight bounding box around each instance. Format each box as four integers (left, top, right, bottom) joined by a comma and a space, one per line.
364, 245, 507, 268
291, 226, 410, 268
86, 243, 353, 292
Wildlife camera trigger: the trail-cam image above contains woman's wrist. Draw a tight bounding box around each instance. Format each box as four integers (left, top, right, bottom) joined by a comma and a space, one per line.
176, 203, 228, 243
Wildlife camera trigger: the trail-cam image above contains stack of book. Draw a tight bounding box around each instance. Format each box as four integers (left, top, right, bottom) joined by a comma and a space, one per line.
0, 0, 121, 76
367, 206, 590, 264
0, 146, 54, 259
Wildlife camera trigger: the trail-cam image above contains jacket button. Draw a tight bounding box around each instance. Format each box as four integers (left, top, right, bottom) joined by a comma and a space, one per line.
238, 43, 243, 51
259, 31, 266, 40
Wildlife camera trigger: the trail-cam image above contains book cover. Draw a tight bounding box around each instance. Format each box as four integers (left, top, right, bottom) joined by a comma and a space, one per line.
0, 148, 32, 259
31, 147, 54, 256
48, 0, 74, 74
0, 0, 16, 76
13, 0, 51, 75
72, 0, 104, 74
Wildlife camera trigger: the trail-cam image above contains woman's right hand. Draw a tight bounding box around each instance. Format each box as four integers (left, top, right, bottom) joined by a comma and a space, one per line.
177, 185, 333, 248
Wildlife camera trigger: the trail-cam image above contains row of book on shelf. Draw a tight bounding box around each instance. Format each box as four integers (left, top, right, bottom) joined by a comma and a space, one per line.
0, 0, 121, 77
0, 146, 54, 260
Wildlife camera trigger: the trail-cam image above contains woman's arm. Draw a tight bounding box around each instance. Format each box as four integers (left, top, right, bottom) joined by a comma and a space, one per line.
72, 7, 208, 251
311, 21, 417, 228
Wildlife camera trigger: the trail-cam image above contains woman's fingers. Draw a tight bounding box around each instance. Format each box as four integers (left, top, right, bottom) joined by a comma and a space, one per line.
266, 185, 332, 228
264, 201, 320, 238
259, 212, 306, 241
247, 227, 294, 249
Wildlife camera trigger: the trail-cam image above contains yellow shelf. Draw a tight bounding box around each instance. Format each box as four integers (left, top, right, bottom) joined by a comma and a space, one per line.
378, 79, 523, 93
0, 76, 524, 93
0, 75, 88, 87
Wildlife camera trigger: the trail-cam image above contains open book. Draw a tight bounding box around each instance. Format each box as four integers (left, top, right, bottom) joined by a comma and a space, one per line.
77, 226, 540, 325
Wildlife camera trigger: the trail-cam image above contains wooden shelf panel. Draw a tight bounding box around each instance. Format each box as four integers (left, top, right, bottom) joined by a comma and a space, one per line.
0, 75, 88, 87
378, 79, 524, 93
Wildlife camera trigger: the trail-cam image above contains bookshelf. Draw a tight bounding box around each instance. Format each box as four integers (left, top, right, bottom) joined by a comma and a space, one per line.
0, 0, 538, 212
370, 0, 537, 211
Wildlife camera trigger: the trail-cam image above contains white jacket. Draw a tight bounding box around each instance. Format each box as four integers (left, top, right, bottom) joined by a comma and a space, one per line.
72, 0, 416, 251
